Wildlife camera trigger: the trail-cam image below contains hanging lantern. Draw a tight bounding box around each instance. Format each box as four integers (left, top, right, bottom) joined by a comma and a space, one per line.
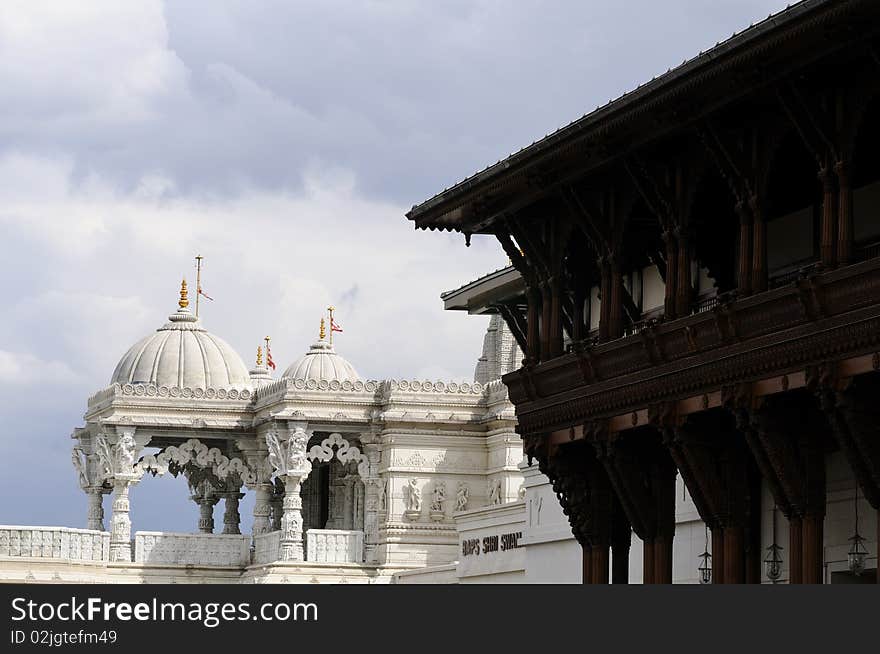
698, 549, 712, 584
847, 532, 868, 576
847, 482, 868, 576
764, 543, 784, 582
697, 524, 712, 584
764, 504, 783, 583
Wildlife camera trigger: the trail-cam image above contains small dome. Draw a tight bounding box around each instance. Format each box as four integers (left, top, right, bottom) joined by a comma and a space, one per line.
282, 338, 359, 383
110, 282, 251, 390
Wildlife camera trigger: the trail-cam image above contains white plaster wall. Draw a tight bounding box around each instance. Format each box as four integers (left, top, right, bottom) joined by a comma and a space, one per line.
642, 265, 666, 312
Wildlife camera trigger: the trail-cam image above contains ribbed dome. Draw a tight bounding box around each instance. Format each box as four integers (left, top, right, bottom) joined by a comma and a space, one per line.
111, 291, 251, 390
282, 338, 359, 383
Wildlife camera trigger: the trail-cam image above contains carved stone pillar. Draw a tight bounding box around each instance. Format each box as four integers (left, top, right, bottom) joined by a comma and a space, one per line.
360, 440, 381, 563
266, 422, 312, 562
109, 479, 134, 562
239, 442, 273, 537
94, 426, 146, 563
222, 491, 244, 535
197, 496, 218, 534
270, 478, 284, 532
280, 474, 306, 561
253, 483, 273, 535
342, 475, 356, 530
85, 487, 106, 532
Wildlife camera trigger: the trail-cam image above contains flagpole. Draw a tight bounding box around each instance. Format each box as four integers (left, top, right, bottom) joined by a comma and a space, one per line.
195, 255, 203, 318
328, 306, 335, 346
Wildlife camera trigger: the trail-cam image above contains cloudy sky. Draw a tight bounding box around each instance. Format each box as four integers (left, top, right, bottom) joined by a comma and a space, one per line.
0, 1, 791, 533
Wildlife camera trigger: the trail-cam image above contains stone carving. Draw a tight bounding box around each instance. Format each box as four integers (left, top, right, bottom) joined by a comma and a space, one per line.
267, 428, 311, 478
71, 447, 89, 489
265, 425, 312, 561
488, 478, 503, 506
378, 479, 387, 513
430, 482, 446, 522
455, 483, 469, 512
430, 482, 446, 512
518, 484, 526, 500
307, 433, 370, 478
138, 438, 255, 485
403, 478, 422, 512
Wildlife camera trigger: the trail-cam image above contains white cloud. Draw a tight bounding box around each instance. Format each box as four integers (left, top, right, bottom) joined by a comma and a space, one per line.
0, 350, 81, 386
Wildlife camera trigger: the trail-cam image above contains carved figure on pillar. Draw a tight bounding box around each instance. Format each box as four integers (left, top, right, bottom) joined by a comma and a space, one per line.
266, 424, 313, 561
455, 482, 469, 512
94, 427, 146, 562
403, 478, 422, 521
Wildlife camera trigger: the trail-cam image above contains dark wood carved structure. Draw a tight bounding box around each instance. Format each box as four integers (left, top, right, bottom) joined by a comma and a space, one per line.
408, 0, 880, 583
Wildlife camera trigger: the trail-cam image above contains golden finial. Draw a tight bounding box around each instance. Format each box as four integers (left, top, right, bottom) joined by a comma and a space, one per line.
179, 278, 189, 309
256, 345, 263, 366
319, 318, 326, 340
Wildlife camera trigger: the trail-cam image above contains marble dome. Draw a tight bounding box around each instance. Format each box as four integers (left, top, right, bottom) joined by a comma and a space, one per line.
282, 338, 360, 383
110, 282, 251, 390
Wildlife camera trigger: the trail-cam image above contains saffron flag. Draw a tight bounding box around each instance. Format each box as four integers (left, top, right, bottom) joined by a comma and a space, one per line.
266, 344, 276, 370
330, 318, 343, 333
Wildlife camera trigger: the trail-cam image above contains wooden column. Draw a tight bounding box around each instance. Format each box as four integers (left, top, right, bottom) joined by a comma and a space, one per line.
751, 198, 767, 293
802, 514, 824, 584
592, 544, 610, 584
572, 286, 585, 342
789, 517, 803, 584
582, 545, 593, 584
598, 258, 611, 342
819, 165, 837, 268
675, 228, 692, 317
736, 202, 752, 295
835, 160, 853, 266
526, 286, 540, 364
608, 256, 623, 340
540, 281, 552, 361
643, 540, 655, 585
663, 230, 678, 319
723, 526, 745, 584
712, 528, 725, 584
611, 500, 631, 584
549, 276, 563, 358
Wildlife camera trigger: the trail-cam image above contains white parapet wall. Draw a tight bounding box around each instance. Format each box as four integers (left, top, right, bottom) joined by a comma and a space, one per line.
306, 529, 364, 563
0, 526, 109, 562
454, 500, 526, 583
134, 532, 251, 567
253, 531, 281, 565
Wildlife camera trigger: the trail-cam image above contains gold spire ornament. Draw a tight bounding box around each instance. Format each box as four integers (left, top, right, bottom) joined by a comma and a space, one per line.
179, 278, 190, 309
256, 345, 263, 367
319, 318, 326, 340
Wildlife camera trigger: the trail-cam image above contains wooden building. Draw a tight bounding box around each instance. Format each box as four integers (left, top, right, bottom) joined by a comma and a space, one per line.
407, 0, 880, 583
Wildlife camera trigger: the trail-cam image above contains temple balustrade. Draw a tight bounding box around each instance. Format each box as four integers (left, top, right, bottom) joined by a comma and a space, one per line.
306, 529, 364, 563
0, 526, 109, 562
